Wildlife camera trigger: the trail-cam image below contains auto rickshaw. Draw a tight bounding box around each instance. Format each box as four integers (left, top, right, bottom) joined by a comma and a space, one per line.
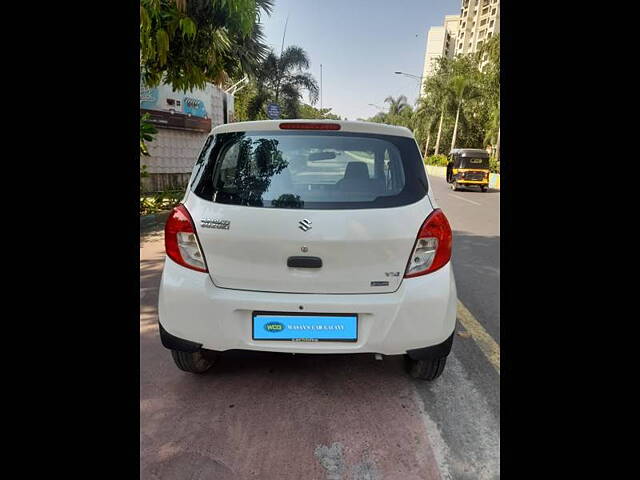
446, 148, 491, 192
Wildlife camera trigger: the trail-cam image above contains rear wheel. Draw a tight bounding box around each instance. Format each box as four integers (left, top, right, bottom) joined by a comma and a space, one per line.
451, 181, 458, 191
404, 355, 448, 381
171, 349, 217, 374
481, 186, 488, 192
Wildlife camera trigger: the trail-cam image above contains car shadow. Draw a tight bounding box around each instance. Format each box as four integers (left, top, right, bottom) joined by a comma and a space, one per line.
452, 186, 499, 193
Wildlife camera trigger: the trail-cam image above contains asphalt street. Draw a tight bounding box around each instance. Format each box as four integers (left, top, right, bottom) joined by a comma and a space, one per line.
140, 174, 500, 479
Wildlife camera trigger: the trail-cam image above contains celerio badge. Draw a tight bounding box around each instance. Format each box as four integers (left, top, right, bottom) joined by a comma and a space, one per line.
201, 218, 230, 230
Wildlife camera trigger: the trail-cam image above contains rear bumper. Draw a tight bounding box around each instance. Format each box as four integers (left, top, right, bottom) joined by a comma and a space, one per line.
457, 179, 488, 185
158, 257, 457, 356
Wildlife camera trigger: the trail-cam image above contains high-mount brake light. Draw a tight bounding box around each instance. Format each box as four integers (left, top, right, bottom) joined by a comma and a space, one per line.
404, 209, 452, 277
165, 205, 208, 273
279, 122, 341, 130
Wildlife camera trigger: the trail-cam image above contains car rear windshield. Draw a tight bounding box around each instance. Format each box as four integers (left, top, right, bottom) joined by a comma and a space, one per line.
191, 130, 428, 209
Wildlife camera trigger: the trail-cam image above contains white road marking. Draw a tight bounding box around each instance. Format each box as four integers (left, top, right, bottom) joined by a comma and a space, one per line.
413, 353, 500, 480
448, 194, 481, 206
412, 389, 453, 480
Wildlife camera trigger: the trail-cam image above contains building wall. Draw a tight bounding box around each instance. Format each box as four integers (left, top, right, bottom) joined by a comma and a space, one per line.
455, 0, 500, 56
422, 26, 446, 80
420, 15, 460, 94
143, 129, 208, 175
140, 129, 207, 192
443, 15, 461, 57
140, 82, 233, 192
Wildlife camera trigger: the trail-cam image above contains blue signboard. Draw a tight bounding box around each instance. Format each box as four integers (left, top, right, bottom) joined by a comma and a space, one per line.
266, 103, 281, 119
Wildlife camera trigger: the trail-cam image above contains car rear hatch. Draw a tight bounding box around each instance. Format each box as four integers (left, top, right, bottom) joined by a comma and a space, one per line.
185, 122, 431, 294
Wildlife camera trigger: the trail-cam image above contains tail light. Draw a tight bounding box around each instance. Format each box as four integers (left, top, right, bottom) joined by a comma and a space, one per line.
404, 209, 452, 277
165, 205, 208, 272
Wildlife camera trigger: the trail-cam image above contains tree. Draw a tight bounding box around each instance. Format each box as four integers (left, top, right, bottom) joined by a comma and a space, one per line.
140, 113, 158, 156
367, 111, 388, 124
384, 95, 410, 116
363, 96, 412, 128
478, 34, 500, 159
413, 96, 440, 156
248, 46, 319, 119
140, 0, 273, 91
365, 36, 499, 158
298, 103, 342, 120
422, 51, 497, 154
447, 74, 482, 151
422, 66, 451, 155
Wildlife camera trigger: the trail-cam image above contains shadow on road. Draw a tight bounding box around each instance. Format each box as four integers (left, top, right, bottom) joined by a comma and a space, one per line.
451, 187, 500, 193
452, 230, 500, 282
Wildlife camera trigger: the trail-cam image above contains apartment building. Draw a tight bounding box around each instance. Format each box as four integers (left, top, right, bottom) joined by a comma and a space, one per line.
420, 15, 460, 91
420, 0, 499, 95
455, 0, 500, 56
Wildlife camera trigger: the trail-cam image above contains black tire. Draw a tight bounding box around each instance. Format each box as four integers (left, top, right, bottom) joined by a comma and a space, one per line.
452, 181, 459, 191
481, 186, 488, 192
404, 355, 448, 381
171, 349, 217, 374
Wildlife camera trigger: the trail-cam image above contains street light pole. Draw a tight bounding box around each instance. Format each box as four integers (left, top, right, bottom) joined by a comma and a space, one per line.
394, 71, 424, 100
320, 63, 323, 113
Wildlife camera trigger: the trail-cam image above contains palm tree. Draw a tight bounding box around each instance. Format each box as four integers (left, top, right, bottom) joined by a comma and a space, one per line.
484, 106, 500, 148
448, 75, 482, 151
421, 74, 450, 156
384, 95, 410, 116
248, 45, 319, 119
413, 97, 439, 156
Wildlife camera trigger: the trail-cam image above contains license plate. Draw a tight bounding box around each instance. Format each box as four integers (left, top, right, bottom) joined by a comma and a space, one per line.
252, 312, 358, 342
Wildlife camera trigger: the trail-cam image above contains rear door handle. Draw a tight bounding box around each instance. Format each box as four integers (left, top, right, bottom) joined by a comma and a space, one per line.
287, 256, 323, 268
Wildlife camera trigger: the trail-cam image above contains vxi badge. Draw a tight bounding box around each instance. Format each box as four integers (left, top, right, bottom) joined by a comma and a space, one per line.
201, 218, 230, 230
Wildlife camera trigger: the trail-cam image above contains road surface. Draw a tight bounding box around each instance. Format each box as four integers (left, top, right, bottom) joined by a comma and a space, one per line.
140, 175, 500, 479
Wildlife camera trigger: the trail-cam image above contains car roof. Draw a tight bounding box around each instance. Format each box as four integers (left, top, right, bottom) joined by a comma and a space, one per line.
210, 119, 414, 138
450, 148, 490, 157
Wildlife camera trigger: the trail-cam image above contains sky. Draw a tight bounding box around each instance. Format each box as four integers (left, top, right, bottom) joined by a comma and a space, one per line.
260, 0, 461, 120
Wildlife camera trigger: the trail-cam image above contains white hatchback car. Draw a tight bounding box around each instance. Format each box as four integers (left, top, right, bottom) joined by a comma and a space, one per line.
158, 120, 457, 380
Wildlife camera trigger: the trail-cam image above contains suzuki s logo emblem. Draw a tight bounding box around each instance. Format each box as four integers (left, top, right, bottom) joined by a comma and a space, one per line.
298, 219, 312, 231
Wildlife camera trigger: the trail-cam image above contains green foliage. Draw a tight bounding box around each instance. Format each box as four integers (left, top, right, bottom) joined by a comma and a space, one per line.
367, 101, 413, 129
140, 114, 158, 194
298, 103, 342, 120
140, 0, 273, 91
364, 35, 499, 158
140, 188, 185, 216
489, 156, 500, 174
246, 45, 319, 119
424, 154, 448, 167
140, 113, 158, 156
233, 81, 262, 121
384, 95, 410, 116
